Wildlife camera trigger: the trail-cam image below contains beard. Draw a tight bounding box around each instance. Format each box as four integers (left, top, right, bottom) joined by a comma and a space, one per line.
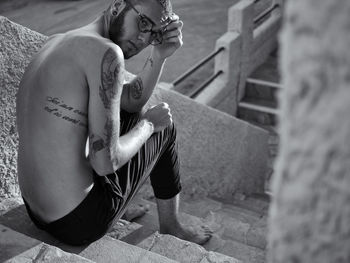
109, 7, 139, 59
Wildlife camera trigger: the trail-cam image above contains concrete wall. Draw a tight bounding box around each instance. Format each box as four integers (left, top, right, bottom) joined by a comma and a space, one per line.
268, 0, 350, 262
0, 16, 46, 200
0, 16, 269, 202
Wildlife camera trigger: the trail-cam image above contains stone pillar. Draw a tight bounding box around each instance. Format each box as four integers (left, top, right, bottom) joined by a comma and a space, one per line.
200, 0, 253, 116
268, 0, 350, 262
228, 0, 254, 101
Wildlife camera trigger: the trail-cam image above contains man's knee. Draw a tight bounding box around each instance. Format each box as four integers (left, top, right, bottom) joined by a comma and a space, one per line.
164, 121, 177, 143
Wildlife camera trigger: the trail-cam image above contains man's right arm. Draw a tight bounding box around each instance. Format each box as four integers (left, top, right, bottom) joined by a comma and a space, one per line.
87, 43, 155, 175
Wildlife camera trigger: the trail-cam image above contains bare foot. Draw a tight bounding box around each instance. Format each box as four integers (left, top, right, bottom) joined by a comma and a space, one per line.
160, 222, 213, 245
121, 203, 150, 221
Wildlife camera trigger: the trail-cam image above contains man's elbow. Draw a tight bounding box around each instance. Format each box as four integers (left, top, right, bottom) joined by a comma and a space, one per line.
89, 154, 116, 176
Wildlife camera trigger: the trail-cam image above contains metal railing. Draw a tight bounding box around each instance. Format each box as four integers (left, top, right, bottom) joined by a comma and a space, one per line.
254, 4, 280, 25
172, 47, 225, 87
189, 70, 224, 98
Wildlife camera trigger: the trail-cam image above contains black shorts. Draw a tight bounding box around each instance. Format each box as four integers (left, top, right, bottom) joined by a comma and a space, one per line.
23, 110, 182, 246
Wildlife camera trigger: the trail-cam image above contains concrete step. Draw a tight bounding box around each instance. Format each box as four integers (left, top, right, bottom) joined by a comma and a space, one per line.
238, 99, 279, 115
128, 199, 219, 245
0, 198, 142, 250
1, 222, 177, 263
0, 224, 94, 263
215, 238, 266, 263
138, 232, 241, 263
0, 198, 178, 262
80, 235, 178, 263
180, 196, 264, 222
129, 198, 267, 262
204, 209, 267, 250
212, 193, 270, 216
1, 195, 268, 262
246, 78, 282, 90
249, 49, 280, 84
238, 49, 280, 127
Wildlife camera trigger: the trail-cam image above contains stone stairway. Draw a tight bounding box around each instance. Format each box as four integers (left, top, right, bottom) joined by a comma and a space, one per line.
237, 49, 280, 192
0, 13, 271, 263
0, 193, 269, 262
238, 49, 280, 126
131, 195, 269, 263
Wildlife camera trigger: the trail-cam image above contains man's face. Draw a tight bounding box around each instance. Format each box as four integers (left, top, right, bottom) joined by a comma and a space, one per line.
109, 1, 165, 59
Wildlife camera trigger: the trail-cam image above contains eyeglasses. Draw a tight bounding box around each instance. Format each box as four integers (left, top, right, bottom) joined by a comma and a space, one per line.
127, 1, 166, 45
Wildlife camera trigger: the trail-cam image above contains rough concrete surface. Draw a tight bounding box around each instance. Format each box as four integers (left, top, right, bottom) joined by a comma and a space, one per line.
80, 235, 177, 263
145, 86, 269, 200
138, 232, 241, 263
0, 16, 47, 200
0, 223, 40, 262
268, 0, 350, 262
5, 243, 94, 263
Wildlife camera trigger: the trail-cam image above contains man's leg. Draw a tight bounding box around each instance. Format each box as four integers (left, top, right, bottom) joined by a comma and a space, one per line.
148, 122, 213, 245
112, 110, 177, 221
116, 110, 212, 244
156, 195, 213, 245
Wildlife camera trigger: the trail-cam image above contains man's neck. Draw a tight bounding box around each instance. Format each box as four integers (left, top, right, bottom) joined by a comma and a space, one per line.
80, 13, 110, 40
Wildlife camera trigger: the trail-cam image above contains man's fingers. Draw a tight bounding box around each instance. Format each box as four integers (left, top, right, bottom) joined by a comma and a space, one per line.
163, 29, 181, 39
162, 36, 183, 48
163, 35, 183, 42
164, 20, 183, 33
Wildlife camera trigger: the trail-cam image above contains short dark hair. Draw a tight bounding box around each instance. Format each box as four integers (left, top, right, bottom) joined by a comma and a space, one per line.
110, 0, 172, 15
155, 0, 172, 14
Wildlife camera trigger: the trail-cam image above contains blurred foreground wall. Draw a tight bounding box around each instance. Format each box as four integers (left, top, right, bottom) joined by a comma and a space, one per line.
268, 0, 350, 262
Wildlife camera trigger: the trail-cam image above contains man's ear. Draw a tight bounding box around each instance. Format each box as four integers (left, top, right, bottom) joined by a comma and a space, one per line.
111, 0, 126, 16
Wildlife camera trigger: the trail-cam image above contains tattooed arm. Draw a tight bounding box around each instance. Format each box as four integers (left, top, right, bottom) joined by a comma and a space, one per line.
120, 50, 166, 113
87, 44, 154, 175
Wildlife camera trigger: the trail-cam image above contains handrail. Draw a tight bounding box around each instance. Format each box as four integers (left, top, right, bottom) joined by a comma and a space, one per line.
253, 4, 279, 25
189, 70, 224, 98
172, 47, 225, 86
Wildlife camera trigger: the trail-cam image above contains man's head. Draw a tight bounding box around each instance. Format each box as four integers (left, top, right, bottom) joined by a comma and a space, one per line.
106, 0, 173, 59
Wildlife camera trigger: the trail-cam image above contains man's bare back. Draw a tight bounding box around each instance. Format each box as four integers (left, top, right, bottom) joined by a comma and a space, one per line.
17, 30, 112, 223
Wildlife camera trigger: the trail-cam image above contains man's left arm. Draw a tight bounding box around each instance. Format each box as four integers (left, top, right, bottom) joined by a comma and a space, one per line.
121, 16, 183, 112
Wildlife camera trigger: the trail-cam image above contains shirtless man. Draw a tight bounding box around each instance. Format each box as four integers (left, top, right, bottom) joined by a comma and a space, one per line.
16, 0, 212, 246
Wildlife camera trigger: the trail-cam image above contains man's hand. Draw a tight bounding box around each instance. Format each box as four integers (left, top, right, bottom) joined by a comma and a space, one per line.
142, 103, 173, 133
152, 14, 183, 60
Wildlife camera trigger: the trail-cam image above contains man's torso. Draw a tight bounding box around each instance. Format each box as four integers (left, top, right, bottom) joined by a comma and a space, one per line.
17, 29, 113, 223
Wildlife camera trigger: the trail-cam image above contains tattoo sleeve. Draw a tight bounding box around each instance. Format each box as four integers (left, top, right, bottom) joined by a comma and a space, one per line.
97, 47, 123, 162
124, 76, 143, 100
99, 48, 123, 109
89, 133, 106, 157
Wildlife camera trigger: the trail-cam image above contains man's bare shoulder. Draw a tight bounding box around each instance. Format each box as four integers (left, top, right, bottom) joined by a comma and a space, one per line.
54, 31, 124, 75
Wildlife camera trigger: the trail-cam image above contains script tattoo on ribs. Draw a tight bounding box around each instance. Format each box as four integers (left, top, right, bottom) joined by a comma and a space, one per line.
125, 76, 143, 100
43, 96, 87, 128
99, 48, 122, 109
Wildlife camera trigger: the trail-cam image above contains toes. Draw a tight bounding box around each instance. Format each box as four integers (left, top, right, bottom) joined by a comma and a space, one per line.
198, 234, 212, 245
201, 225, 213, 233
138, 204, 150, 212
